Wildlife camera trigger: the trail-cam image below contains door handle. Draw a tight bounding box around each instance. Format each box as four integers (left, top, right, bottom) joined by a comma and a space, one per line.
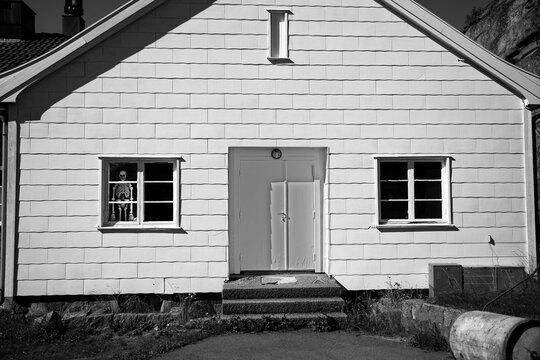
279, 212, 290, 222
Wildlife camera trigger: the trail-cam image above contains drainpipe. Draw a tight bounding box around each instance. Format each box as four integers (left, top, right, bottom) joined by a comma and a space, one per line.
0, 104, 7, 305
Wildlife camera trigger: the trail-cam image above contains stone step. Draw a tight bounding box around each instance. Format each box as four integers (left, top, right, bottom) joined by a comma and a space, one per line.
220, 312, 348, 328
222, 297, 344, 315
223, 274, 343, 299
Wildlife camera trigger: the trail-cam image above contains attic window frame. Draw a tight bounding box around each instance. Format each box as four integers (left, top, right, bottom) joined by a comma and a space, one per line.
267, 9, 292, 62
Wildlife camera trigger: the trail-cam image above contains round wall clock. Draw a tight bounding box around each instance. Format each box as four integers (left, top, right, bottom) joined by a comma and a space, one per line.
271, 148, 282, 159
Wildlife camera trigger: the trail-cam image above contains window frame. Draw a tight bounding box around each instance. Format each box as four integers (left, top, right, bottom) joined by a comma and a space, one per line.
267, 9, 292, 62
374, 155, 453, 228
99, 156, 183, 230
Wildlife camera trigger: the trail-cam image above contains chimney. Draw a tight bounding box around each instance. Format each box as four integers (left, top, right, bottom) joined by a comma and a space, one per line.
0, 0, 36, 39
62, 0, 84, 36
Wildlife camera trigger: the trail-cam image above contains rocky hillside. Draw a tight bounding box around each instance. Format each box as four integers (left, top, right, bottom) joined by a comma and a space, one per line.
464, 0, 540, 75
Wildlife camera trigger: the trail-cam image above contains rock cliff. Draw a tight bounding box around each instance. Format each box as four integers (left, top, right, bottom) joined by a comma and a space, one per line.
464, 0, 540, 75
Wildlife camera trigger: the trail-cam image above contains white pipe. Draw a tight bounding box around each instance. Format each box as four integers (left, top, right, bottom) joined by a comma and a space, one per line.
0, 104, 7, 305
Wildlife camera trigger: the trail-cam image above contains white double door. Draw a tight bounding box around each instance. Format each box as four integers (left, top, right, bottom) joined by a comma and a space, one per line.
232, 149, 323, 273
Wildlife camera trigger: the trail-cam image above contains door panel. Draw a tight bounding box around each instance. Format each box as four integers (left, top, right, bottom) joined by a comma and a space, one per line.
270, 182, 286, 270
238, 160, 284, 271
288, 182, 315, 270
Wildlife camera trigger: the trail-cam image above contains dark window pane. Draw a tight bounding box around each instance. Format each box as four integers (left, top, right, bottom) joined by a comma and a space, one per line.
380, 182, 408, 200
109, 162, 137, 182
145, 183, 173, 201
414, 181, 442, 199
414, 162, 441, 180
110, 183, 137, 201
381, 201, 408, 220
380, 162, 407, 180
145, 203, 173, 221
415, 201, 442, 219
145, 163, 173, 181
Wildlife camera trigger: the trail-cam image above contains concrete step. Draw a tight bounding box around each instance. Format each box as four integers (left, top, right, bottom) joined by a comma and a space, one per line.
223, 274, 343, 299
220, 312, 348, 328
222, 297, 344, 315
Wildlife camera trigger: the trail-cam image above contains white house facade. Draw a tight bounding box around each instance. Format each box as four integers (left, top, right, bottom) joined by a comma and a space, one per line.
0, 0, 539, 299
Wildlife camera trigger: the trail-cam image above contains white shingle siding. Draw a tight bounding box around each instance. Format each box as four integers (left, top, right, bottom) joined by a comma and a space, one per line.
14, 0, 527, 295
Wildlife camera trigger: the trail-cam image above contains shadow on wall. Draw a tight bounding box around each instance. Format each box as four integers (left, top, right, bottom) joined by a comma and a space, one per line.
16, 0, 218, 122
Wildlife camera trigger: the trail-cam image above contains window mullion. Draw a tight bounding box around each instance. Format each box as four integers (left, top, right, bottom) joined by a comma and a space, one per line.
408, 161, 415, 221
138, 161, 143, 224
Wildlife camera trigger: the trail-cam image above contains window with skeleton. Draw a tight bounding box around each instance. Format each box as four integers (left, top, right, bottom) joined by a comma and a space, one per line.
102, 158, 181, 227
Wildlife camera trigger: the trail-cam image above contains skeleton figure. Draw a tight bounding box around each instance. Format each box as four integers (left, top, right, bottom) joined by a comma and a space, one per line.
109, 170, 135, 221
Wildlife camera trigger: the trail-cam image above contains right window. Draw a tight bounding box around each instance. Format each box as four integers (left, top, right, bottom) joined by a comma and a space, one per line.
376, 157, 451, 226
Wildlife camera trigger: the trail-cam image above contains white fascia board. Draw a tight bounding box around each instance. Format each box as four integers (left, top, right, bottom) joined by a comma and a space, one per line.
0, 0, 167, 103
376, 0, 540, 107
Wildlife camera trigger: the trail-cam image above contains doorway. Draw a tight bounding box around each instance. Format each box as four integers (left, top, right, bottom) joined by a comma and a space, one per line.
229, 148, 326, 274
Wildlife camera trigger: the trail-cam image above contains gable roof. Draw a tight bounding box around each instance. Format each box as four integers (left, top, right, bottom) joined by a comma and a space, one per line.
1, 0, 540, 107
0, 34, 70, 73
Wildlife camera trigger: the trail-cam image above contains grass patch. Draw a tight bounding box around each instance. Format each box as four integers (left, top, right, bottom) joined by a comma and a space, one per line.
1, 307, 337, 359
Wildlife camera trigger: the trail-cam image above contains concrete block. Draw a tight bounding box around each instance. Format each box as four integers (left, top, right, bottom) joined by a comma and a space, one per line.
173, 262, 208, 277
47, 280, 84, 295
138, 233, 174, 247
66, 264, 102, 279
191, 247, 226, 261
49, 123, 85, 138
103, 109, 138, 123
121, 94, 155, 108
190, 278, 224, 293
102, 78, 137, 93
156, 247, 191, 262
102, 263, 138, 278
103, 139, 137, 153
364, 244, 397, 259
85, 248, 120, 263
85, 124, 120, 139
138, 139, 174, 153
28, 264, 66, 280
120, 248, 156, 262
84, 279, 120, 295
85, 93, 120, 108
17, 281, 47, 296
120, 124, 156, 138
120, 278, 164, 294
138, 263, 175, 278
346, 260, 380, 274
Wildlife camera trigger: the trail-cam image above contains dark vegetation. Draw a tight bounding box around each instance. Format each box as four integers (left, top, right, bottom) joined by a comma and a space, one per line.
343, 283, 449, 352
430, 278, 540, 320
1, 293, 340, 360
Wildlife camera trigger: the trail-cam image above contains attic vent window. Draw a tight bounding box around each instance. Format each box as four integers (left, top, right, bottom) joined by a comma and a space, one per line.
268, 9, 291, 61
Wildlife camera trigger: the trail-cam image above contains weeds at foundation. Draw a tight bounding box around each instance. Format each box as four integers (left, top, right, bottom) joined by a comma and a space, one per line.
408, 326, 449, 352
431, 278, 540, 320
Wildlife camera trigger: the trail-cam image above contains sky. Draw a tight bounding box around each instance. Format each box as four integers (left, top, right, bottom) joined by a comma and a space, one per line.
25, 0, 494, 34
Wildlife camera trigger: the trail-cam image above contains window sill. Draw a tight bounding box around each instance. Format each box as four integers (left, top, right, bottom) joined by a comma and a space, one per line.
98, 226, 186, 233
267, 57, 293, 64
376, 223, 456, 231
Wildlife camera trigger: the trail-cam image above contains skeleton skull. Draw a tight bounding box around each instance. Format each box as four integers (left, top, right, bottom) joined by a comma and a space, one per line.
119, 170, 127, 181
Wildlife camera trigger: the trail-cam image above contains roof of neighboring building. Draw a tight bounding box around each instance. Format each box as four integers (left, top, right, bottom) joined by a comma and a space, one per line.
0, 33, 70, 73
1, 0, 540, 107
